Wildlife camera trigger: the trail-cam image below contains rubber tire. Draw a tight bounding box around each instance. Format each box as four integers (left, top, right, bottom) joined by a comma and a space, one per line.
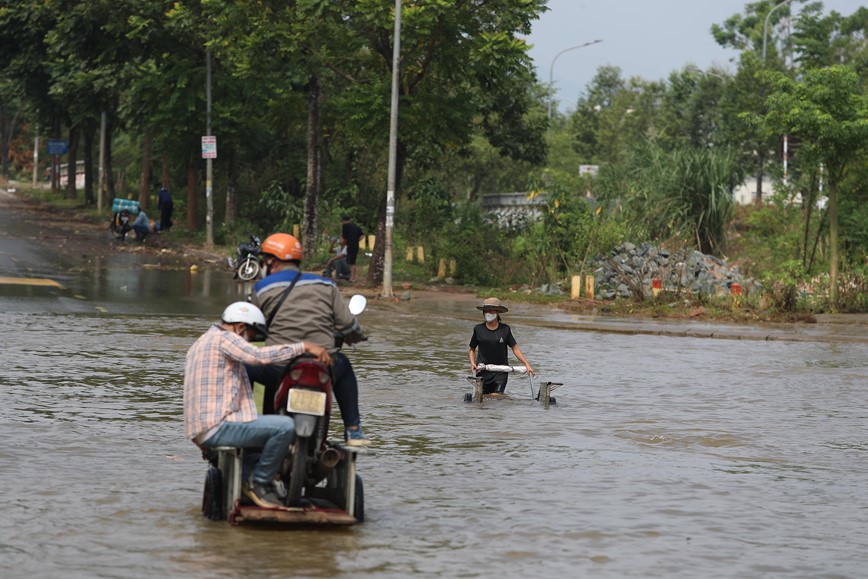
286, 436, 311, 507
202, 465, 225, 521
237, 258, 261, 281
354, 474, 365, 523
549, 396, 557, 406
463, 393, 473, 403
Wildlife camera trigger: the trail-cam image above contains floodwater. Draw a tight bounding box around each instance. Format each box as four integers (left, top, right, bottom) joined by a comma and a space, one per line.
1, 222, 867, 577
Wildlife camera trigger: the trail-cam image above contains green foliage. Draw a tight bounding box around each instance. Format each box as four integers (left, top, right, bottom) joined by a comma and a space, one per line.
597, 140, 742, 256
435, 202, 515, 287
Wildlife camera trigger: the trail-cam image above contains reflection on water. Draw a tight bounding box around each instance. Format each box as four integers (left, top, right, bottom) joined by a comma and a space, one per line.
1, 267, 867, 578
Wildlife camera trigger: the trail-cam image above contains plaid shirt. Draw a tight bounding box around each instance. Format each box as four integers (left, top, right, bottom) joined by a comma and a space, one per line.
183, 324, 304, 441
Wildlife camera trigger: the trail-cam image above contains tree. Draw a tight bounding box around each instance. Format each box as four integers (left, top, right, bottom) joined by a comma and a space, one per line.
764, 65, 868, 307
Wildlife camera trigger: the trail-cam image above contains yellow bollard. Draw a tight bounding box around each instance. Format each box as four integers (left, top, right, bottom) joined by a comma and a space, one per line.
585, 275, 595, 300
571, 276, 581, 300
449, 258, 456, 276
367, 235, 375, 251
359, 236, 366, 250
292, 224, 300, 238
416, 245, 425, 263
406, 247, 414, 262
438, 259, 446, 280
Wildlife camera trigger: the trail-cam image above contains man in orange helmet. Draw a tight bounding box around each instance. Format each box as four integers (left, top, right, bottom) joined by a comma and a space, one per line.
247, 233, 371, 446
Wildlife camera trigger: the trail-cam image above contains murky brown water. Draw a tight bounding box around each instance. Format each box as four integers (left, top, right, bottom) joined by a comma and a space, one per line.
1, 255, 867, 578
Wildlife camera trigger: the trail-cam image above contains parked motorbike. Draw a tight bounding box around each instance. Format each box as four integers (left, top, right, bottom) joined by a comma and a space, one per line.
227, 235, 262, 281
272, 294, 368, 511
109, 198, 140, 241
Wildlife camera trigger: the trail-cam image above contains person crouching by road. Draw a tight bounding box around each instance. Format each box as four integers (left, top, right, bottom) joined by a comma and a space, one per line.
131, 210, 151, 242
184, 301, 332, 509
468, 297, 535, 394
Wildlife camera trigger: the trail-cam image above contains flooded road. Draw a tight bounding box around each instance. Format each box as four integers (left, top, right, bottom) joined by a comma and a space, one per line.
1, 203, 867, 577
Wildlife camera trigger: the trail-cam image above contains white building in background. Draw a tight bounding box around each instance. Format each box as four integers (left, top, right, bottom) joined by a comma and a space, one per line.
732, 175, 785, 205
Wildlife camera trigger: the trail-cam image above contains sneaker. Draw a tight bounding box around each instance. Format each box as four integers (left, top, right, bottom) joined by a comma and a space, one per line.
345, 426, 371, 447
243, 481, 285, 509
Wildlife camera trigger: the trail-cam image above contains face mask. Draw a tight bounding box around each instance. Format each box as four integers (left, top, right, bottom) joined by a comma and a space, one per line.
484, 313, 498, 323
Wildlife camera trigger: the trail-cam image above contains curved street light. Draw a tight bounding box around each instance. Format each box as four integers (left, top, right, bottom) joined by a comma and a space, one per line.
762, 0, 795, 186
548, 39, 603, 119
763, 0, 794, 62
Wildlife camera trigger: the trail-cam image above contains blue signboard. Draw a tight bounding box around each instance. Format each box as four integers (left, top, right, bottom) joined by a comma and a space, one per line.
47, 140, 68, 155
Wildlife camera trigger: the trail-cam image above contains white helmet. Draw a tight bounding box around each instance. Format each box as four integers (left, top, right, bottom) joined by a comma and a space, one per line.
222, 301, 268, 340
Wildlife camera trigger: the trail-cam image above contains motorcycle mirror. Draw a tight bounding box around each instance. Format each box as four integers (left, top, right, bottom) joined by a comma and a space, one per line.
348, 294, 367, 316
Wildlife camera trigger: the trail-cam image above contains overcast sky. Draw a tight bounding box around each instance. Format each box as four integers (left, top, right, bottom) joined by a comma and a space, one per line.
525, 0, 863, 114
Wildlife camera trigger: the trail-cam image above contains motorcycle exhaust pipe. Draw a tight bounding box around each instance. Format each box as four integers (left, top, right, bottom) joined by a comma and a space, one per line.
310, 447, 341, 482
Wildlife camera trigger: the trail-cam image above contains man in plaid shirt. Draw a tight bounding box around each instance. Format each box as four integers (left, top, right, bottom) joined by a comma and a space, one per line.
184, 301, 330, 509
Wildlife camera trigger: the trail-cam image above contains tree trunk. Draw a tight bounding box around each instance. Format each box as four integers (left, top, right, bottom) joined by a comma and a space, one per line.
51, 118, 61, 194
104, 115, 116, 199
0, 100, 20, 180
65, 126, 79, 200
225, 144, 238, 224
754, 150, 764, 205
139, 130, 152, 209
303, 76, 321, 262
161, 154, 170, 188
828, 177, 839, 309
83, 122, 95, 206
187, 154, 198, 230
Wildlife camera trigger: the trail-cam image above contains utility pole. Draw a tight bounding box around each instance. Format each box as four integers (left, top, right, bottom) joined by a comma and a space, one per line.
205, 50, 214, 247
382, 0, 402, 299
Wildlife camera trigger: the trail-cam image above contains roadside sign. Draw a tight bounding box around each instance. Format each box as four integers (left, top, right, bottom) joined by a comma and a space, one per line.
47, 140, 68, 155
579, 164, 598, 176
201, 136, 217, 159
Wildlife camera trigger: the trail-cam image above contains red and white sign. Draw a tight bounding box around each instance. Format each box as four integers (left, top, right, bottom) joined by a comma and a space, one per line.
201, 136, 217, 159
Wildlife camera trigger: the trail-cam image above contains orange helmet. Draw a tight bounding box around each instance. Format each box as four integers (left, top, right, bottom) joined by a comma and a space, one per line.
261, 233, 303, 261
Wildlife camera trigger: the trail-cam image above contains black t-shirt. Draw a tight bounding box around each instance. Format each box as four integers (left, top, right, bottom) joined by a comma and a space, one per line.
341, 221, 364, 250
469, 322, 516, 366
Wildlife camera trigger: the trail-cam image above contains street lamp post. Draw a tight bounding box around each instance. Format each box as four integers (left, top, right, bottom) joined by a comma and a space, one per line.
547, 39, 602, 119
763, 0, 794, 186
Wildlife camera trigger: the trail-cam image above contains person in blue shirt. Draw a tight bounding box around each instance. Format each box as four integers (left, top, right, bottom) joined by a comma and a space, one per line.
131, 211, 151, 241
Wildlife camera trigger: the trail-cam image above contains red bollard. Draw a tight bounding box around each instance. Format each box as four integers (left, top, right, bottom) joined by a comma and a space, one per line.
652, 278, 662, 297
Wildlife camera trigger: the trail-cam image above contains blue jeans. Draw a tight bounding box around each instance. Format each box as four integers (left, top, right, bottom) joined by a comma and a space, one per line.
201, 416, 295, 484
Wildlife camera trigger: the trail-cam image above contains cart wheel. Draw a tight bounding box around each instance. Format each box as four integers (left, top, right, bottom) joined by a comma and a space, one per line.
354, 474, 364, 523
202, 465, 225, 521
463, 393, 473, 403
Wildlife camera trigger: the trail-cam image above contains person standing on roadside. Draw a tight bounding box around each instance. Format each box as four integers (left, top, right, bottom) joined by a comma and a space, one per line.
157, 186, 173, 231
184, 301, 331, 509
468, 297, 535, 394
341, 215, 364, 283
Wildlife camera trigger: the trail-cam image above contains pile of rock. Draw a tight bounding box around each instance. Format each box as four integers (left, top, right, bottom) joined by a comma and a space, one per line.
592, 242, 759, 300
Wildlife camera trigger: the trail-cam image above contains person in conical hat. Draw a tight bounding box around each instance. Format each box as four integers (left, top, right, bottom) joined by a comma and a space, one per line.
467, 297, 535, 394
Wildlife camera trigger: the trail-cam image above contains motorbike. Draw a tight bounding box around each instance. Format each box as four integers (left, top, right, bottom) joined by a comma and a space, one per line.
272, 294, 368, 511
227, 235, 262, 281
200, 294, 368, 525
109, 198, 140, 241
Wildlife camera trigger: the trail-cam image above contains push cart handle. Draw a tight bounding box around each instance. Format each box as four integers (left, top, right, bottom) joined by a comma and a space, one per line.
475, 363, 527, 374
